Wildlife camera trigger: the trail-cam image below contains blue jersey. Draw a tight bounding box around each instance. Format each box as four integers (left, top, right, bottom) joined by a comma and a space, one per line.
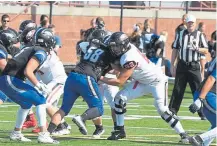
0, 44, 8, 60
74, 43, 114, 81
2, 46, 48, 80
199, 58, 216, 94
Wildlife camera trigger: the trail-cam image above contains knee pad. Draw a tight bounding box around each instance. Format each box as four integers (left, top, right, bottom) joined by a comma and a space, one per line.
114, 98, 127, 115
161, 110, 179, 128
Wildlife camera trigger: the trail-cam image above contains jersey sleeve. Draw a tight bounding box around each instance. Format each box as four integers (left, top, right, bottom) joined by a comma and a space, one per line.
211, 66, 216, 79
0, 49, 7, 59
120, 55, 137, 69
55, 36, 62, 47
33, 50, 47, 65
79, 42, 89, 53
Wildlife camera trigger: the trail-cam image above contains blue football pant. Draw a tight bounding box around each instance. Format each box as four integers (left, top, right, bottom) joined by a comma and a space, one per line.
0, 75, 46, 109
60, 72, 103, 116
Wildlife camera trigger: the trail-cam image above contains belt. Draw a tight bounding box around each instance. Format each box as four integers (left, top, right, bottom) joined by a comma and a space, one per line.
180, 60, 199, 66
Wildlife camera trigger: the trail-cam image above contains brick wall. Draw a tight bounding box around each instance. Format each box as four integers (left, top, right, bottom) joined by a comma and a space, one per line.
2, 11, 215, 64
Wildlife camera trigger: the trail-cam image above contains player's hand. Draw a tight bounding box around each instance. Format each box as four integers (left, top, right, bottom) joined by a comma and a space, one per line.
189, 98, 203, 114
35, 81, 51, 98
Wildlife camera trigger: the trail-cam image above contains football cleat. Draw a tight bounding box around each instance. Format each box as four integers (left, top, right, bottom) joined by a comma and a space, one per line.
107, 130, 126, 140
10, 131, 31, 142
179, 132, 190, 143
62, 122, 71, 130
51, 123, 70, 136
52, 128, 70, 136
22, 114, 37, 130
38, 132, 59, 144
189, 135, 203, 146
92, 126, 105, 138
72, 115, 88, 135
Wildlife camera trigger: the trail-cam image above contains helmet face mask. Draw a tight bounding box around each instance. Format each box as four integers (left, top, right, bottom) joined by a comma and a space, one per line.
108, 32, 130, 58
19, 20, 37, 44
88, 29, 107, 46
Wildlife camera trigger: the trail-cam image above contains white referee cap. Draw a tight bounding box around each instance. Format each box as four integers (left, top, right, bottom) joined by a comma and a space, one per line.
186, 14, 196, 23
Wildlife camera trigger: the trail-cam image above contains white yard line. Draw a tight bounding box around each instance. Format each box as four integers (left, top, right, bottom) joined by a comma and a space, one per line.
66, 114, 202, 121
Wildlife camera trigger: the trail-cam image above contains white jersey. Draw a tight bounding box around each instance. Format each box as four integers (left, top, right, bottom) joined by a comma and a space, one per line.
120, 44, 164, 85
37, 51, 67, 84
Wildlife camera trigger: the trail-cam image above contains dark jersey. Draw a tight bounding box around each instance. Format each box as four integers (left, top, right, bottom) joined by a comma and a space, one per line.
73, 42, 114, 81
2, 46, 48, 80
0, 44, 8, 75
175, 23, 186, 35
84, 28, 96, 41
147, 40, 165, 58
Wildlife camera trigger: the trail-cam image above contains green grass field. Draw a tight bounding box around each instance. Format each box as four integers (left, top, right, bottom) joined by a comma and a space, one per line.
0, 84, 216, 146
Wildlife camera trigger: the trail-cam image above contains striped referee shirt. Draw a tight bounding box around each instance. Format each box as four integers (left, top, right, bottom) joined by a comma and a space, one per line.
173, 29, 208, 62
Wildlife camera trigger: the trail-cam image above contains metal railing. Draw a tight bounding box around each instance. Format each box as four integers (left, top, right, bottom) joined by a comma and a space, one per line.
0, 1, 216, 12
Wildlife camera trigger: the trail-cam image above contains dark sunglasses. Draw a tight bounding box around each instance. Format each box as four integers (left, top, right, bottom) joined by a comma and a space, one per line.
3, 20, 10, 23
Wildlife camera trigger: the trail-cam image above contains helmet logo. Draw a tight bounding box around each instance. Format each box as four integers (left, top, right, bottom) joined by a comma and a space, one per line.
38, 39, 44, 42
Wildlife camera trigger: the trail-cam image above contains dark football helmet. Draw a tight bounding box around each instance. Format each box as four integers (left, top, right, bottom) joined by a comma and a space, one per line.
33, 28, 55, 51
87, 29, 107, 46
19, 20, 37, 44
108, 32, 130, 58
0, 29, 18, 48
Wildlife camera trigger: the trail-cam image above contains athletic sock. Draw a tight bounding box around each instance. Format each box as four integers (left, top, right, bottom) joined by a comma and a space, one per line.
116, 114, 124, 126
15, 107, 30, 129
36, 104, 47, 127
47, 122, 57, 134
200, 127, 217, 141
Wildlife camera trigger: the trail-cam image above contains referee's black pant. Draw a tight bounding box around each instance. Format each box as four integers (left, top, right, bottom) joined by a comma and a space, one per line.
169, 60, 202, 114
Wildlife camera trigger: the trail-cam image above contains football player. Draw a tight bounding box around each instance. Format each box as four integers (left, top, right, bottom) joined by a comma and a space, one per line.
189, 43, 216, 146
0, 28, 58, 144
18, 20, 70, 135
47, 29, 116, 138
100, 32, 189, 142
77, 30, 119, 138
0, 30, 19, 104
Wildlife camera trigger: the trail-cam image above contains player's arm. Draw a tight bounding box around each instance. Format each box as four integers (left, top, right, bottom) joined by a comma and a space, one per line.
24, 50, 47, 86
24, 57, 40, 86
189, 68, 216, 113
0, 50, 8, 71
199, 69, 216, 99
100, 67, 134, 86
0, 59, 7, 71
100, 61, 136, 86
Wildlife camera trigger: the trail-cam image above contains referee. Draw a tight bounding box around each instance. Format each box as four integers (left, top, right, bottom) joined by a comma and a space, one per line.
169, 14, 208, 115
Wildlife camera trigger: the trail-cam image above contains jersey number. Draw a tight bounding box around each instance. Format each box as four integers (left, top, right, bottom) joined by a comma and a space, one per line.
84, 47, 104, 63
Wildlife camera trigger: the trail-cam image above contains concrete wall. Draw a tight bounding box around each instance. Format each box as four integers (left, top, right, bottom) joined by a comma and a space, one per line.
0, 5, 216, 63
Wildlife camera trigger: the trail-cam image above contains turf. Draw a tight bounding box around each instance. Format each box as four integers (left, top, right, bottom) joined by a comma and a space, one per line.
0, 84, 216, 146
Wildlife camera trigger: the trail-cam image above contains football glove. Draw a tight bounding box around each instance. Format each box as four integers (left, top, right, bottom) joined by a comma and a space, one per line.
189, 98, 203, 114
35, 81, 51, 98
